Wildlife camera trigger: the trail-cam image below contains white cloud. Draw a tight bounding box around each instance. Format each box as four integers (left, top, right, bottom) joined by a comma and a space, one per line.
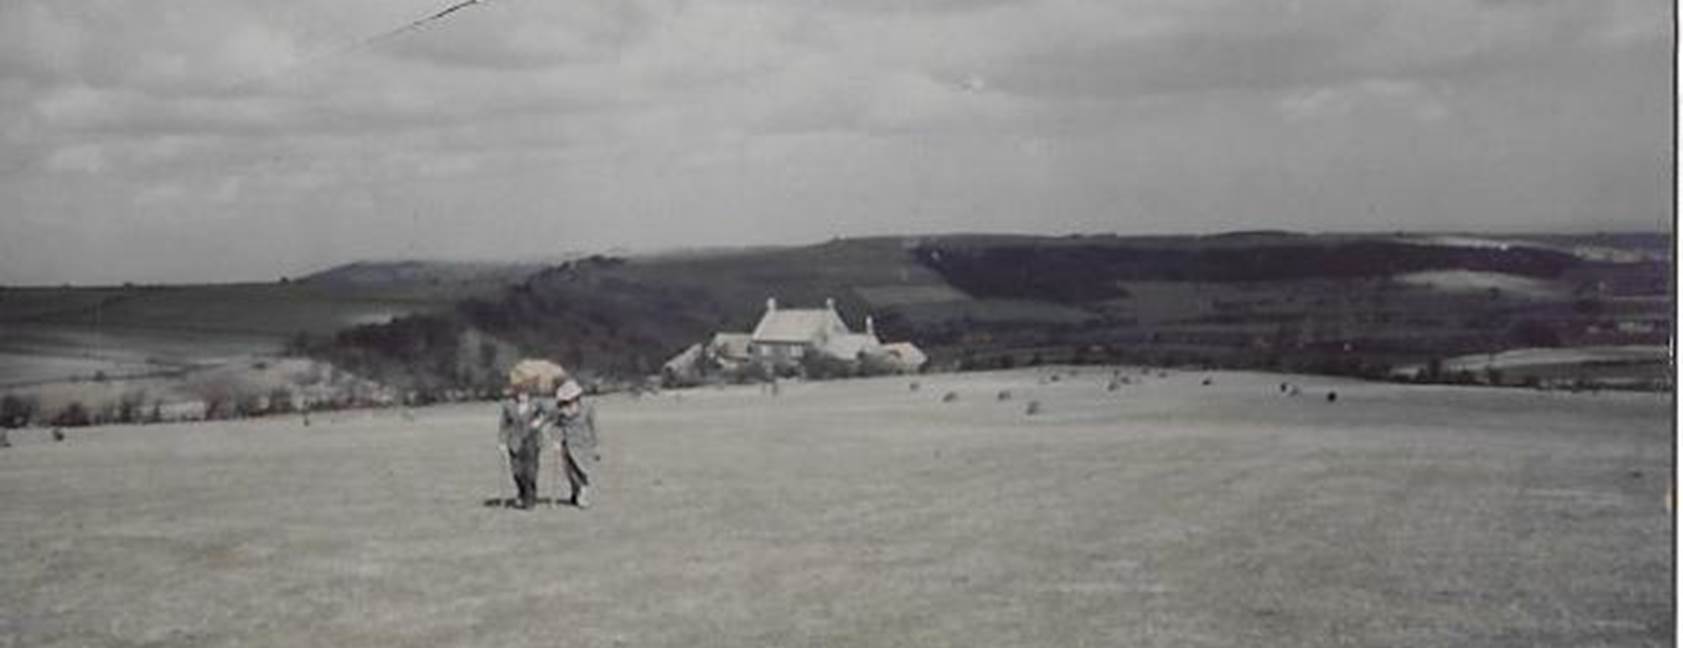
45, 143, 105, 174
133, 182, 184, 205
1279, 78, 1450, 123
212, 175, 244, 204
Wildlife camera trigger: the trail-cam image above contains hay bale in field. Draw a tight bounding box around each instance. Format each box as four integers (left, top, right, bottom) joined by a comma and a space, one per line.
1106, 380, 1121, 391
1326, 391, 1338, 403
51, 427, 65, 442
1201, 377, 1213, 386
909, 381, 921, 392
996, 390, 1013, 401
941, 391, 959, 403
1025, 400, 1042, 415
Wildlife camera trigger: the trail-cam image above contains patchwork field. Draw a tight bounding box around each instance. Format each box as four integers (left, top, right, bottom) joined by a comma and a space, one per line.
0, 261, 535, 407
0, 322, 282, 387
0, 368, 1671, 647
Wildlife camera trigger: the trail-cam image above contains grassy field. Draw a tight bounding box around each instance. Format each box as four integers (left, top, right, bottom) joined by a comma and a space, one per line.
0, 322, 283, 386
0, 368, 1670, 647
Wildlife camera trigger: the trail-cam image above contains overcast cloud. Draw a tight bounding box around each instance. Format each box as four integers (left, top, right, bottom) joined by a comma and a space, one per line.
0, 0, 1671, 284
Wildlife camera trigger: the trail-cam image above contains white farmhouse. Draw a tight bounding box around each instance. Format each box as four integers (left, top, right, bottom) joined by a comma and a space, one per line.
748, 297, 854, 363
666, 296, 927, 379
751, 297, 894, 360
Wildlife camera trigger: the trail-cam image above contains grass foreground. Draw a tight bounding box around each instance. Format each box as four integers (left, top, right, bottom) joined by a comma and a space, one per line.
1, 368, 1671, 647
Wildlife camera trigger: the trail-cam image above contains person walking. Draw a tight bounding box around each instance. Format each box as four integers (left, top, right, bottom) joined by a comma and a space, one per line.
550, 379, 599, 508
499, 385, 550, 510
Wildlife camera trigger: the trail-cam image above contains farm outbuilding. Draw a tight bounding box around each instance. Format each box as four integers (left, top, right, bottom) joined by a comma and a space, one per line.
877, 342, 927, 373
707, 333, 754, 369
661, 343, 705, 384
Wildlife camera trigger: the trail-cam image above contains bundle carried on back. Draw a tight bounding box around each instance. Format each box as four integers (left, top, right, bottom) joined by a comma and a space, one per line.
508, 359, 569, 393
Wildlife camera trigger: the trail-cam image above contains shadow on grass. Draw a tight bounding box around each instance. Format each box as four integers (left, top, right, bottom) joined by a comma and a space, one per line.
481, 497, 575, 509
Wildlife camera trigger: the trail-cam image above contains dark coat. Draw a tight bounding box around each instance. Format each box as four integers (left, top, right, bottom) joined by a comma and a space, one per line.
499, 398, 551, 452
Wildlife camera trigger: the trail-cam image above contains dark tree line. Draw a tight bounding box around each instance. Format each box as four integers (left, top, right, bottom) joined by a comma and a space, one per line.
913, 240, 1582, 303
304, 258, 724, 396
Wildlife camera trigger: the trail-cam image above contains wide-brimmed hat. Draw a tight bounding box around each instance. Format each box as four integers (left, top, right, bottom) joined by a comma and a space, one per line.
554, 379, 585, 402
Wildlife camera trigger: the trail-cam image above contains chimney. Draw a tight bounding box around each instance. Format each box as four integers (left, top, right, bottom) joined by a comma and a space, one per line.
766, 297, 777, 312
866, 316, 876, 337
825, 297, 836, 311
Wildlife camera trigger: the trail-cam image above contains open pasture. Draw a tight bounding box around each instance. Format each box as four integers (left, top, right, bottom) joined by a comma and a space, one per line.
0, 369, 1670, 647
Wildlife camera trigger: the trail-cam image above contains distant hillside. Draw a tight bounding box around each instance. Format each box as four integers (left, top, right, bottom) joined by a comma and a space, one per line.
2, 231, 1669, 425
300, 260, 547, 290
911, 237, 1583, 302
0, 260, 541, 397
308, 245, 934, 390
310, 232, 1670, 393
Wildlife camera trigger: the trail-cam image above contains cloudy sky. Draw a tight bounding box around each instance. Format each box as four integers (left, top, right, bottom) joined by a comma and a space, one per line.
0, 0, 1671, 284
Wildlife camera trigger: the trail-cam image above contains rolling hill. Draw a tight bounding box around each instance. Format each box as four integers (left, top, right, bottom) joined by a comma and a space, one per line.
0, 231, 1669, 425
311, 231, 1670, 394
0, 260, 539, 408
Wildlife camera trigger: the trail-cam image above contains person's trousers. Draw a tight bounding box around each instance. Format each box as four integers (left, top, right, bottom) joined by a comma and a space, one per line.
509, 443, 540, 507
561, 444, 593, 496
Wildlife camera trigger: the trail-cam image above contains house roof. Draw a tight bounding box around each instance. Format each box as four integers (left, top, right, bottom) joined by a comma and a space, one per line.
663, 343, 704, 371
824, 333, 881, 359
751, 308, 842, 344
709, 332, 753, 359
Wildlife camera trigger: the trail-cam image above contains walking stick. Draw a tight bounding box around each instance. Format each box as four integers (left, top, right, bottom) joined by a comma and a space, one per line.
553, 443, 568, 507
499, 446, 513, 507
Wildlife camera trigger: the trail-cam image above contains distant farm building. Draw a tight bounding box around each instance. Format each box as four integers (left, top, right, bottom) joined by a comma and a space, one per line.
748, 297, 856, 363
709, 333, 755, 369
660, 343, 706, 383
876, 342, 928, 373
664, 297, 926, 382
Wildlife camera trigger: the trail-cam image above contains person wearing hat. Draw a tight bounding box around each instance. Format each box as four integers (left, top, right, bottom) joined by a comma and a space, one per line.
549, 379, 599, 508
498, 382, 551, 510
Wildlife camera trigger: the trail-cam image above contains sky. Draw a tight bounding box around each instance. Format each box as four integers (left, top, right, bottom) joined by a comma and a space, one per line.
0, 0, 1672, 285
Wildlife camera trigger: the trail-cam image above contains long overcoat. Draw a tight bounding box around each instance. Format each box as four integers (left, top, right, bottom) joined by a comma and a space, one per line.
499, 398, 550, 452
